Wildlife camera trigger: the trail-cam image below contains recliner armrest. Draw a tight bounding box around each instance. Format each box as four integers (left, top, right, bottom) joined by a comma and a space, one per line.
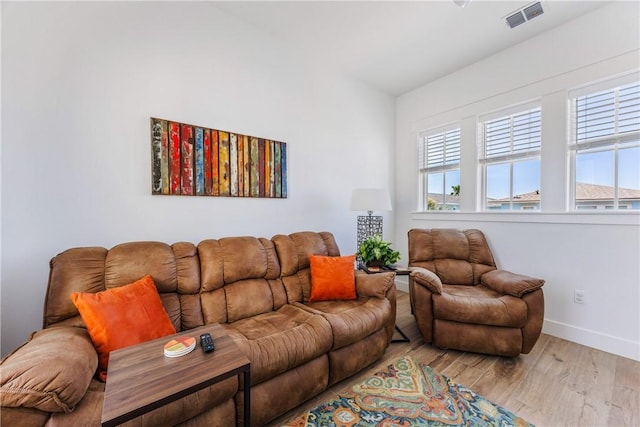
410, 267, 443, 294
0, 326, 97, 414
481, 269, 544, 297
355, 270, 395, 298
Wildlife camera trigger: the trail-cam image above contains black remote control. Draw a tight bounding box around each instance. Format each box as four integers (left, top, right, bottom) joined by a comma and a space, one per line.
200, 333, 215, 353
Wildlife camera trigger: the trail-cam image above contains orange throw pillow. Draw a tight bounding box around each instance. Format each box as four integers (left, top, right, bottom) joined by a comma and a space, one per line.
309, 254, 357, 302
70, 275, 176, 381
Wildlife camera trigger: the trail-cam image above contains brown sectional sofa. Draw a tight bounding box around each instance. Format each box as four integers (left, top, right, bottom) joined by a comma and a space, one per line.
1, 231, 396, 426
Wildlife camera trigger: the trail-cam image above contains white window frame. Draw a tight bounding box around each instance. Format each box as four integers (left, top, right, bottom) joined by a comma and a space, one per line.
478, 101, 542, 211
418, 123, 461, 211
568, 73, 640, 211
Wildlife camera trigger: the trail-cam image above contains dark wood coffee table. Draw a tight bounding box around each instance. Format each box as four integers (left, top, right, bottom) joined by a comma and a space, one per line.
101, 323, 250, 427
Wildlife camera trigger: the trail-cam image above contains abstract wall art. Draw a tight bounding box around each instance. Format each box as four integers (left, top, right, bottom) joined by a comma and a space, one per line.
151, 117, 287, 198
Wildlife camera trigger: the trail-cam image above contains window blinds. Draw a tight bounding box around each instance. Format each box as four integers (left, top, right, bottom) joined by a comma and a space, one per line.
573, 82, 640, 149
418, 127, 460, 172
481, 107, 541, 163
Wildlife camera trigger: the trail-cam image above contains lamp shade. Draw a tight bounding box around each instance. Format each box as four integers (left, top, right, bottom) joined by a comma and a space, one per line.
350, 188, 392, 212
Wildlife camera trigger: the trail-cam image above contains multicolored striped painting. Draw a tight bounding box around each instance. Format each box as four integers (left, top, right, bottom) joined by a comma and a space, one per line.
151, 118, 287, 198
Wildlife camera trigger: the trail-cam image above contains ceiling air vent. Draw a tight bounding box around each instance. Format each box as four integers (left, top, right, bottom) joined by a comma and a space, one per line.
506, 1, 544, 29
506, 11, 526, 29
523, 2, 544, 20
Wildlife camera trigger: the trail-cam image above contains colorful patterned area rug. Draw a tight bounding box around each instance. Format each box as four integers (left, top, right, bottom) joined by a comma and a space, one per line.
283, 356, 533, 427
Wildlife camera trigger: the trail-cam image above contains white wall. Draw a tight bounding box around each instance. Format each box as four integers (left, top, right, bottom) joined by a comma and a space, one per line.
0, 2, 396, 355
396, 2, 640, 360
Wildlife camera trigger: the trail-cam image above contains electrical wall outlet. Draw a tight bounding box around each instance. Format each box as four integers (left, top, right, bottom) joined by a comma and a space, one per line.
574, 289, 586, 304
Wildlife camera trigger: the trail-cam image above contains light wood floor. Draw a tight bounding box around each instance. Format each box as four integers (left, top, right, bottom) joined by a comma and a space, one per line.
268, 291, 639, 427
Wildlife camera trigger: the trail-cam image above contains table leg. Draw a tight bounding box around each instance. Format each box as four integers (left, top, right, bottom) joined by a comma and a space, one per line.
391, 325, 410, 343
243, 367, 250, 427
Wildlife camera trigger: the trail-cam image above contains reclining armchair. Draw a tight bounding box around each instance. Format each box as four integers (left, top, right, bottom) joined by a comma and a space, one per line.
408, 228, 544, 357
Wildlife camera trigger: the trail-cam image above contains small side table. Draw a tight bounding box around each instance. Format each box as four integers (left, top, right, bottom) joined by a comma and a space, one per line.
102, 324, 250, 427
359, 265, 411, 343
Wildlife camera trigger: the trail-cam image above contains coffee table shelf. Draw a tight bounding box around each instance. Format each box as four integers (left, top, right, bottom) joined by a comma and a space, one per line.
101, 323, 250, 427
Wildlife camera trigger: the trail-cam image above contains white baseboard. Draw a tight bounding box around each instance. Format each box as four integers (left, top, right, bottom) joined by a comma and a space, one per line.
543, 319, 640, 361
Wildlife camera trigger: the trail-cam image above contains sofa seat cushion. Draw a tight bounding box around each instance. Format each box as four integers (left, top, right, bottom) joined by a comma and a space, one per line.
223, 304, 332, 385
433, 284, 527, 328
296, 297, 392, 350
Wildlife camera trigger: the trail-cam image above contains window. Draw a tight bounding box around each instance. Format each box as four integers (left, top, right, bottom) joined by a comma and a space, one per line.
418, 125, 460, 211
569, 76, 640, 210
479, 104, 541, 210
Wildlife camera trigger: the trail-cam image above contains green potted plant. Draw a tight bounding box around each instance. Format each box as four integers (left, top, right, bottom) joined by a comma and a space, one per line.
357, 234, 401, 267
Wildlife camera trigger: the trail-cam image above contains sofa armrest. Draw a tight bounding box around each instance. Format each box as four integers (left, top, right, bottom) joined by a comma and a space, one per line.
355, 270, 395, 298
409, 267, 443, 294
0, 326, 97, 414
481, 269, 545, 297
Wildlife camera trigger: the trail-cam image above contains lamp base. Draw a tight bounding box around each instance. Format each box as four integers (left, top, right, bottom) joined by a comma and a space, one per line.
356, 215, 383, 249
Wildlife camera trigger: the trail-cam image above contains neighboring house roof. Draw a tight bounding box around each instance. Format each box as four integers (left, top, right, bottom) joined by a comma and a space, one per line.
491, 182, 640, 204
575, 182, 640, 201
430, 183, 640, 207
426, 193, 461, 204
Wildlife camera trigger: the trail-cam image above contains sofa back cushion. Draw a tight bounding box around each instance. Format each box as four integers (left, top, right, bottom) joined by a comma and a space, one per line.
45, 247, 109, 328
408, 228, 496, 285
199, 236, 283, 323
272, 231, 341, 303
44, 232, 337, 331
44, 242, 204, 331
